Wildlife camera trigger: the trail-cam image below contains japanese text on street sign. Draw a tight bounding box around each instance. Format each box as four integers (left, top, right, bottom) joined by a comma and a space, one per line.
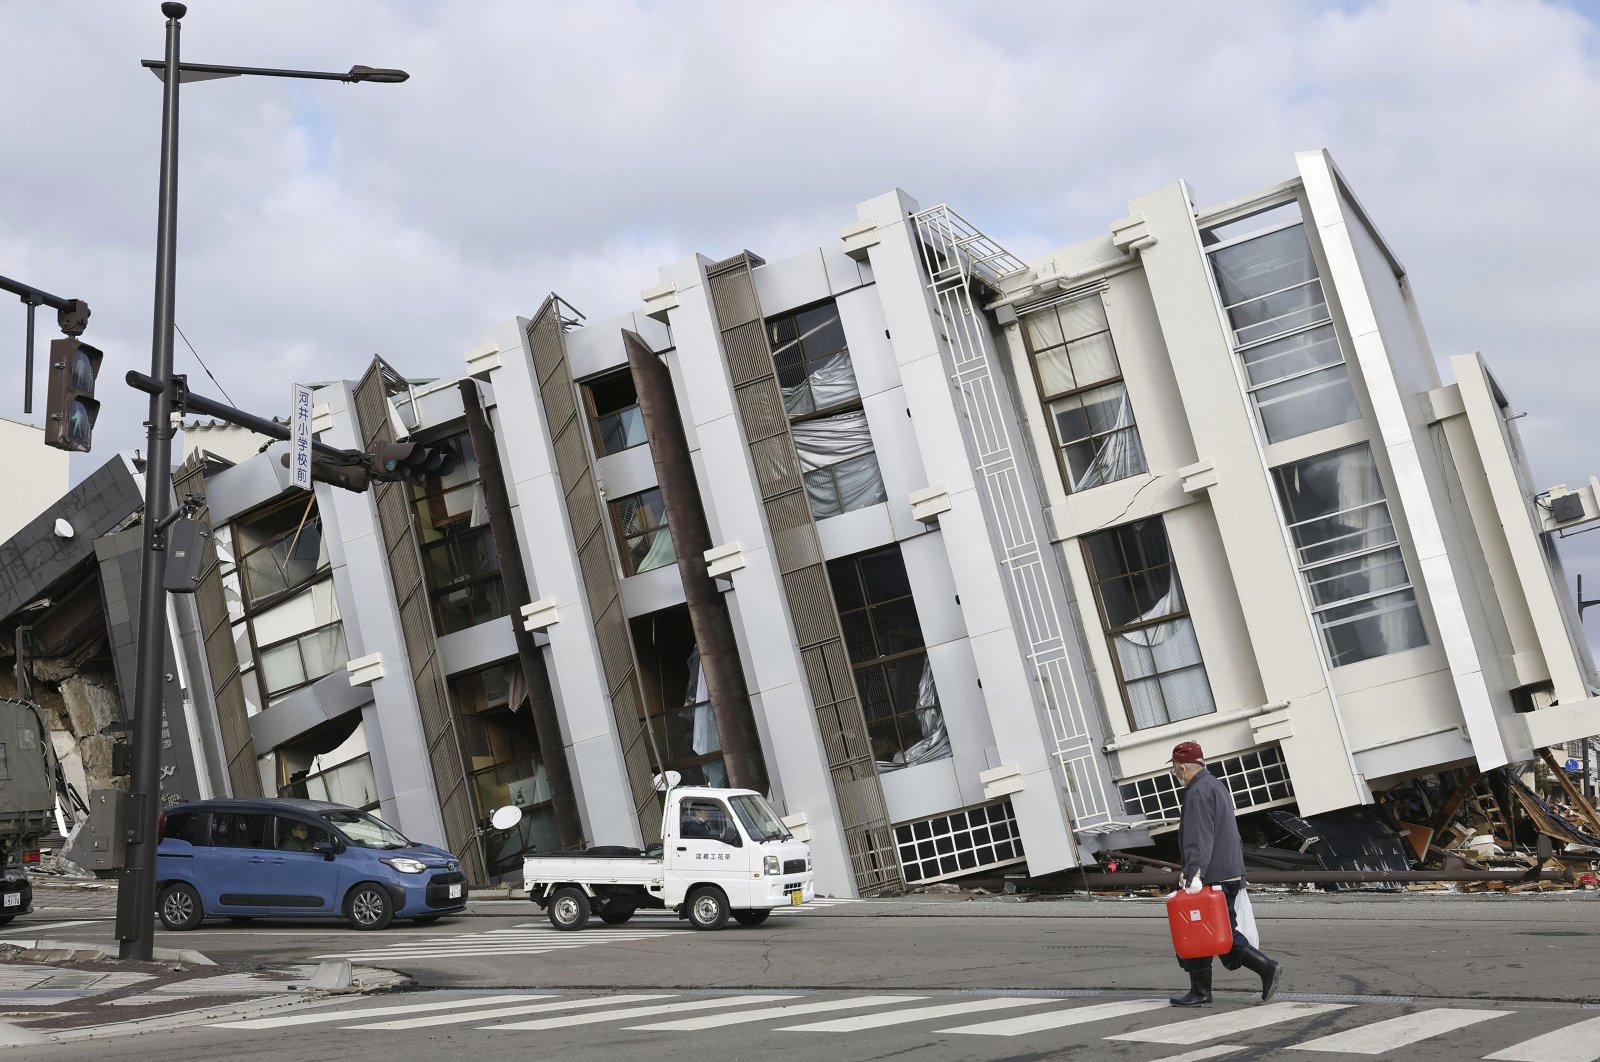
291, 383, 313, 490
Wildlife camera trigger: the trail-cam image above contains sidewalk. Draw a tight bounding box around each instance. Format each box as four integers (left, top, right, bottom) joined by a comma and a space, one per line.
0, 940, 404, 1048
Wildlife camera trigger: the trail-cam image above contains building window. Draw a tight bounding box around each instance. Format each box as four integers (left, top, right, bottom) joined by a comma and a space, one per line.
1272, 444, 1428, 666
1082, 518, 1216, 730
451, 662, 560, 877
894, 801, 1025, 885
827, 545, 950, 772
769, 302, 858, 417
1020, 296, 1147, 492
411, 433, 507, 635
584, 368, 647, 456
768, 301, 887, 520
1203, 201, 1360, 444
232, 498, 347, 707
281, 752, 379, 812
1119, 745, 1294, 822
610, 487, 676, 576
657, 646, 727, 787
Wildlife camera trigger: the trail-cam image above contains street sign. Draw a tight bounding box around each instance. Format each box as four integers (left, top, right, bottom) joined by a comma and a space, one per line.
1566, 757, 1581, 772
290, 383, 313, 490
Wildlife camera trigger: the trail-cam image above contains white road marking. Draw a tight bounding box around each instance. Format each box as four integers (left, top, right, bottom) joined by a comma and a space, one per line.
780, 997, 1052, 1032
1485, 1015, 1600, 1062
1146, 1047, 1250, 1062
488, 994, 794, 1031
1289, 1008, 1508, 1054
631, 995, 926, 1031
11, 920, 103, 932
941, 998, 1172, 1036
346, 994, 676, 1030
315, 947, 594, 961
1110, 1002, 1351, 1044
208, 994, 550, 1029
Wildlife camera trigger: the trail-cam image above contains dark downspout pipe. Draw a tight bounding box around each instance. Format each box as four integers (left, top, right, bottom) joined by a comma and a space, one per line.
459, 379, 583, 848
624, 329, 769, 795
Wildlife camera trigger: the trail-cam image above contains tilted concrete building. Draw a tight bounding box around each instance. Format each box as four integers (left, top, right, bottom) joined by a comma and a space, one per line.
5, 150, 1595, 893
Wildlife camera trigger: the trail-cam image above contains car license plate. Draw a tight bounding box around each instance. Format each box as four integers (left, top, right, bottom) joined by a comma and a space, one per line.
789, 889, 803, 906
448, 883, 463, 899
2, 893, 19, 908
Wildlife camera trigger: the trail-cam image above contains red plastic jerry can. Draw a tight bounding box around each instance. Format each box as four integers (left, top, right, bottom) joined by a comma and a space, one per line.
1167, 885, 1233, 960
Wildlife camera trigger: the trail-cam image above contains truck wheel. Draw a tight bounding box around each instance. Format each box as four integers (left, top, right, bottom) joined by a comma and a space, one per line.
548, 886, 591, 931
732, 909, 770, 927
687, 886, 730, 931
344, 883, 395, 931
599, 908, 634, 924
158, 883, 204, 931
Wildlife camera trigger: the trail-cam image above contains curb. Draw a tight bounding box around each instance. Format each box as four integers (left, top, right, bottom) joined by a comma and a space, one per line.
0, 938, 214, 966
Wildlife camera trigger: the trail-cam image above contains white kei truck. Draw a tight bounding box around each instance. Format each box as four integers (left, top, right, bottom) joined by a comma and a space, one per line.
522, 784, 814, 931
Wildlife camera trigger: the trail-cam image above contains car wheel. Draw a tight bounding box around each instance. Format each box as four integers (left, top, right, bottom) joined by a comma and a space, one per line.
411, 914, 443, 924
687, 886, 730, 931
158, 883, 204, 931
344, 883, 395, 931
548, 887, 590, 931
732, 909, 770, 927
598, 907, 634, 924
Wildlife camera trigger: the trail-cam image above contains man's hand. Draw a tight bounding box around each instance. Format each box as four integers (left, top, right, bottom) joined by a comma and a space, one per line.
1183, 873, 1204, 895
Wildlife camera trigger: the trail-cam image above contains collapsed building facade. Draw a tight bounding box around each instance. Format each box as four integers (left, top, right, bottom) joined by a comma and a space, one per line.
4, 150, 1597, 893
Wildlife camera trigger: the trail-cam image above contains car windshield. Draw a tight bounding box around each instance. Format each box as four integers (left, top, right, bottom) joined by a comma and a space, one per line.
730, 794, 792, 842
322, 809, 413, 850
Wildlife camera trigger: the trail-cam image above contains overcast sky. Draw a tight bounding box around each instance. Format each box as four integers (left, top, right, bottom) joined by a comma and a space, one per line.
2, 0, 1597, 648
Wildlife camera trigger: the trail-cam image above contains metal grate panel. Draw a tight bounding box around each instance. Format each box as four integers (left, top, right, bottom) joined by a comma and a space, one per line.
724, 321, 773, 385
735, 380, 788, 442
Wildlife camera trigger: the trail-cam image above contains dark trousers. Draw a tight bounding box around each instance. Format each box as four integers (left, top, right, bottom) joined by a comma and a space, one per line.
1177, 879, 1248, 973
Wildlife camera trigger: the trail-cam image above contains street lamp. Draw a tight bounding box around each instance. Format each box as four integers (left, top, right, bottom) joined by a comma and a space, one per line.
117, 1, 407, 962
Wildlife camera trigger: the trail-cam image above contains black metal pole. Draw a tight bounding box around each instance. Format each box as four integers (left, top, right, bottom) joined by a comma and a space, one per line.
126, 370, 362, 464
23, 301, 34, 415
116, 1, 186, 961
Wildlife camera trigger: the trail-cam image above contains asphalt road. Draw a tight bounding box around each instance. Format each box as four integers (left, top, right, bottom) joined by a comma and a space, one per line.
6, 890, 1600, 1060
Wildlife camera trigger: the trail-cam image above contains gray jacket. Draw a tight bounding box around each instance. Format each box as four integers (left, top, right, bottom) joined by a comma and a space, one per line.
1178, 768, 1245, 883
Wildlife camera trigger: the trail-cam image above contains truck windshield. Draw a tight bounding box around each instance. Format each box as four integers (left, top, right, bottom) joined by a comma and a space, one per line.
729, 794, 792, 843
323, 809, 413, 850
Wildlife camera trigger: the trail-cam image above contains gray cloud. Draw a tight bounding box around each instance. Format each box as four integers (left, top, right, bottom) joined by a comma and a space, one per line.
1, 0, 1595, 648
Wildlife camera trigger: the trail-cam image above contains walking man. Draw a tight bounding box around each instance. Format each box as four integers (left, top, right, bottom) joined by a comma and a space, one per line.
1168, 741, 1284, 1007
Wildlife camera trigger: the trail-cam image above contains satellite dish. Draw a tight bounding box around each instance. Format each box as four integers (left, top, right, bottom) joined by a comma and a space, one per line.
652, 770, 682, 793
490, 806, 523, 831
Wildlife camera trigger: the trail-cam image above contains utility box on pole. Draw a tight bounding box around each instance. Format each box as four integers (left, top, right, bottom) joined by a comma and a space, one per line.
85, 789, 129, 872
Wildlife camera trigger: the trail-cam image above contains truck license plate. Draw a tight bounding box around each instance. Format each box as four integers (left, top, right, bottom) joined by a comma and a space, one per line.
448, 883, 463, 899
2, 893, 19, 908
789, 889, 803, 906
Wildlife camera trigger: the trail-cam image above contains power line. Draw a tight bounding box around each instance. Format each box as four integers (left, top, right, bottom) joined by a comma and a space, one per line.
174, 322, 236, 406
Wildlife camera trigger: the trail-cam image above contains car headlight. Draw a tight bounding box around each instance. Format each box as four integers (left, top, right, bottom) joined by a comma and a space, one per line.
381, 857, 428, 874
763, 855, 779, 877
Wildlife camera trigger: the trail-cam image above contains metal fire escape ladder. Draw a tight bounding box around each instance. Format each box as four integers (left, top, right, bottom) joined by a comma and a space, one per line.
909, 204, 1143, 839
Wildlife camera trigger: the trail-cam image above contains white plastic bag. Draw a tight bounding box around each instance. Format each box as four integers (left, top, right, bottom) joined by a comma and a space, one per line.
1234, 886, 1260, 948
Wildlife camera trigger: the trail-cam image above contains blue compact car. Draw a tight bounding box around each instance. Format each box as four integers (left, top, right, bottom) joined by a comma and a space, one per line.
154, 798, 466, 931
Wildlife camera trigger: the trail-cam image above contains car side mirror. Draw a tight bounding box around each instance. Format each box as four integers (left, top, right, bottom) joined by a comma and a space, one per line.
312, 840, 339, 860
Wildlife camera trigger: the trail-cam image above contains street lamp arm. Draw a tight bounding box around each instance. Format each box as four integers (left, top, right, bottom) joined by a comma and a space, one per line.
140, 58, 408, 84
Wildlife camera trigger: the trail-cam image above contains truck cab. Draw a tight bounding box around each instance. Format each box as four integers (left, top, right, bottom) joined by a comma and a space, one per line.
524, 786, 814, 931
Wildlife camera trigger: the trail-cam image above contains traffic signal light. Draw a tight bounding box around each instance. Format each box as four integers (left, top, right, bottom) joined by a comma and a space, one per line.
369, 440, 458, 484
44, 337, 103, 452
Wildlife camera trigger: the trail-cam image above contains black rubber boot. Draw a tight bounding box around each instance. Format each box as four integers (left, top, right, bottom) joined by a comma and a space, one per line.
1234, 943, 1283, 1001
1169, 968, 1212, 1008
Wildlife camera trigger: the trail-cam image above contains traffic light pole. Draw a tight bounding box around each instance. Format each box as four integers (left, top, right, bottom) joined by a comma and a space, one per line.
116, 1, 185, 962
0, 274, 88, 416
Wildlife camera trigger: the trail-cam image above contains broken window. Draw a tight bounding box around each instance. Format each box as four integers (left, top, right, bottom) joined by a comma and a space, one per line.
827, 545, 951, 773
451, 661, 560, 876
584, 368, 647, 456
610, 487, 676, 576
1082, 518, 1216, 730
791, 409, 887, 518
1020, 295, 1148, 492
411, 433, 507, 635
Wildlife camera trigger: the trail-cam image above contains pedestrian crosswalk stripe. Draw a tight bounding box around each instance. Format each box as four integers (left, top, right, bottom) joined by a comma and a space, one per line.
486, 995, 795, 1031
1288, 1008, 1507, 1054
1484, 1015, 1600, 1062
941, 998, 1172, 1036
780, 997, 1052, 1032
319, 947, 594, 961
1110, 1002, 1351, 1044
345, 994, 676, 1031
630, 995, 927, 1031
207, 994, 549, 1030
1146, 1046, 1249, 1062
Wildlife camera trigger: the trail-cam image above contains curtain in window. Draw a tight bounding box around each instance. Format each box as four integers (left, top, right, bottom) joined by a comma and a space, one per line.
633, 530, 677, 574
876, 656, 952, 772
1063, 385, 1146, 491
683, 646, 719, 758
791, 410, 887, 516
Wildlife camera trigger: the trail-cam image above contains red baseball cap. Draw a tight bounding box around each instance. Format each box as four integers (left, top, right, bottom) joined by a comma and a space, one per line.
1169, 741, 1204, 764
